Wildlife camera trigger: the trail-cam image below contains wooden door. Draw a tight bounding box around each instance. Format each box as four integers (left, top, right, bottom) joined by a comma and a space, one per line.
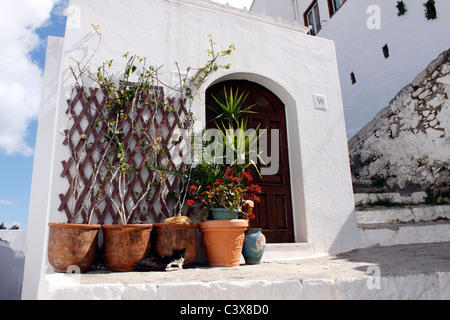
206, 80, 295, 243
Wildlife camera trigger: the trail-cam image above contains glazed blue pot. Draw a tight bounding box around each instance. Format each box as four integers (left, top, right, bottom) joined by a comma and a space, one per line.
242, 228, 266, 265
210, 208, 239, 220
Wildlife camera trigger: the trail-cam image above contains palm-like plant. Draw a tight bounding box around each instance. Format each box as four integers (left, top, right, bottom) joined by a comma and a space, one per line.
204, 86, 266, 178
208, 86, 256, 127
217, 118, 264, 175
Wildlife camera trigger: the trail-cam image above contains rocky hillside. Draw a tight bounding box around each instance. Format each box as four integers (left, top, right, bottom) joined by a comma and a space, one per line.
349, 49, 450, 196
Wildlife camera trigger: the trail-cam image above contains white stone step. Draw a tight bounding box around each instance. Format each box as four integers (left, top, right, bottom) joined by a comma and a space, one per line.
357, 205, 450, 246
41, 242, 450, 300
262, 243, 314, 261
356, 205, 450, 225
359, 220, 450, 246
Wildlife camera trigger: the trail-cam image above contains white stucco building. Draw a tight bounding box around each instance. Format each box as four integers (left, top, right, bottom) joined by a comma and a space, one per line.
251, 0, 450, 137
23, 0, 364, 299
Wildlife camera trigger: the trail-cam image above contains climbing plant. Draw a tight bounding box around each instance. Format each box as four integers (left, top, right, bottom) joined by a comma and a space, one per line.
424, 0, 437, 20
396, 1, 407, 16
59, 27, 235, 224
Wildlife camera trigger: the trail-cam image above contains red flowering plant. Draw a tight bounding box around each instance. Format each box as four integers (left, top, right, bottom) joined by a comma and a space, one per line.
186, 168, 261, 220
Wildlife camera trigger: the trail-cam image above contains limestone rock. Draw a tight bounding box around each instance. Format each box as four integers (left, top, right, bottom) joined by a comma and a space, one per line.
349, 49, 450, 192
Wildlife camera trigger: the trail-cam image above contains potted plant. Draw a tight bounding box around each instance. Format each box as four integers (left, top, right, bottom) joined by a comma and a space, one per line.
149, 38, 237, 268
48, 223, 101, 273
188, 168, 260, 220
97, 55, 159, 272
48, 86, 109, 273
151, 216, 198, 268
54, 34, 236, 272
187, 168, 261, 267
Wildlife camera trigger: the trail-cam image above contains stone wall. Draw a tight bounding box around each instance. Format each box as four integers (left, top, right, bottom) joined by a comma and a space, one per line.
349, 49, 450, 194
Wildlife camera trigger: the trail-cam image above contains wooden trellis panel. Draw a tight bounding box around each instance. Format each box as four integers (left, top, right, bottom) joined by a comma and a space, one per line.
58, 87, 192, 224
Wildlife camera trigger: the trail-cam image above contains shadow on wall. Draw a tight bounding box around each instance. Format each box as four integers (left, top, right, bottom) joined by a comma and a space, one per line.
328, 209, 365, 255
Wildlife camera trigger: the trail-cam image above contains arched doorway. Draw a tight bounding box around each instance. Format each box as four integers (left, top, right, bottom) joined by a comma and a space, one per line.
206, 80, 295, 243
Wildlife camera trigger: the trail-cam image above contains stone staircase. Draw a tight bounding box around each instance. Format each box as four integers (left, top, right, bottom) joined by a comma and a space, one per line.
262, 203, 450, 261
356, 204, 450, 247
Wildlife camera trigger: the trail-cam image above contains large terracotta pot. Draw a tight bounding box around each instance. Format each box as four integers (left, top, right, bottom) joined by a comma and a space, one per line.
102, 224, 152, 272
48, 223, 101, 273
151, 223, 198, 267
198, 220, 249, 267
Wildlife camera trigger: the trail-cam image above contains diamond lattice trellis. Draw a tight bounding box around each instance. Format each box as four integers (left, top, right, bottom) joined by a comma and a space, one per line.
58, 87, 193, 225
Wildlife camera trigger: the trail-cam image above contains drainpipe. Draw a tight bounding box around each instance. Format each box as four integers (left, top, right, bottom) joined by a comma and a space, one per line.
292, 0, 299, 23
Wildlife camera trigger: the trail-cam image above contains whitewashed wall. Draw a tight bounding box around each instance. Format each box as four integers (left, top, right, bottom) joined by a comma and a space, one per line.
24, 0, 361, 299
0, 240, 25, 300
251, 0, 450, 138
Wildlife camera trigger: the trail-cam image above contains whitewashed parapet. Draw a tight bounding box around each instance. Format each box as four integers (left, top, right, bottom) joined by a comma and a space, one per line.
356, 205, 450, 225
349, 49, 450, 192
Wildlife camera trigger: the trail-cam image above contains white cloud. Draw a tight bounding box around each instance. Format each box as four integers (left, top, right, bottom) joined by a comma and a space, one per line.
0, 199, 14, 206
0, 0, 63, 156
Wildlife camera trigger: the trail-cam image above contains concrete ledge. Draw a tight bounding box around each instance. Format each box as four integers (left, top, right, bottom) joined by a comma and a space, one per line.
42, 273, 450, 300
360, 221, 450, 246
354, 193, 428, 206
40, 242, 450, 300
356, 205, 450, 225
356, 205, 450, 246
263, 243, 315, 261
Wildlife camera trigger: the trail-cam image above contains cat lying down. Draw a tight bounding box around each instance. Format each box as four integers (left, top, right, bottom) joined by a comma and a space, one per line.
137, 248, 186, 272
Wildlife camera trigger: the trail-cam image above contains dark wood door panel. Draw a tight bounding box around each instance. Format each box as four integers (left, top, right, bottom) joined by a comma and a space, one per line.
206, 80, 295, 243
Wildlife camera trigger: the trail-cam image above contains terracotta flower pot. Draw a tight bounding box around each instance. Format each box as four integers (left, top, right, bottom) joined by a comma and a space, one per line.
48, 223, 101, 273
210, 208, 239, 220
102, 224, 152, 272
152, 223, 198, 267
199, 220, 249, 267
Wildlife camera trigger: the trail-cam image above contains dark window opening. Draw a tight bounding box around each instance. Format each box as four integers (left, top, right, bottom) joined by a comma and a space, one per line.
304, 0, 321, 36
350, 72, 356, 85
383, 44, 390, 59
328, 0, 347, 17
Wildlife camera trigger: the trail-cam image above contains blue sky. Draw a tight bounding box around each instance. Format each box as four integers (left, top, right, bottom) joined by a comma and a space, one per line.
0, 0, 252, 229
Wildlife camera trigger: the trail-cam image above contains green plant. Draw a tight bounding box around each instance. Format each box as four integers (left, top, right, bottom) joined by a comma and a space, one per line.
206, 86, 266, 177
425, 187, 450, 205
190, 162, 227, 191
95, 47, 236, 223
362, 196, 403, 208
187, 168, 261, 219
208, 87, 256, 127
370, 174, 389, 188
67, 31, 236, 224
424, 0, 437, 20
95, 54, 167, 224
396, 1, 407, 16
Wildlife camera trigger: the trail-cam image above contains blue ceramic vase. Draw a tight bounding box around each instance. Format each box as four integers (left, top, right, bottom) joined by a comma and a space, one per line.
242, 228, 266, 264
210, 208, 239, 220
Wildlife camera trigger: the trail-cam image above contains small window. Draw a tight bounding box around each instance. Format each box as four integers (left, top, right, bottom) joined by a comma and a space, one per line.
328, 0, 347, 17
383, 44, 390, 59
304, 0, 321, 36
424, 0, 437, 20
350, 72, 357, 85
